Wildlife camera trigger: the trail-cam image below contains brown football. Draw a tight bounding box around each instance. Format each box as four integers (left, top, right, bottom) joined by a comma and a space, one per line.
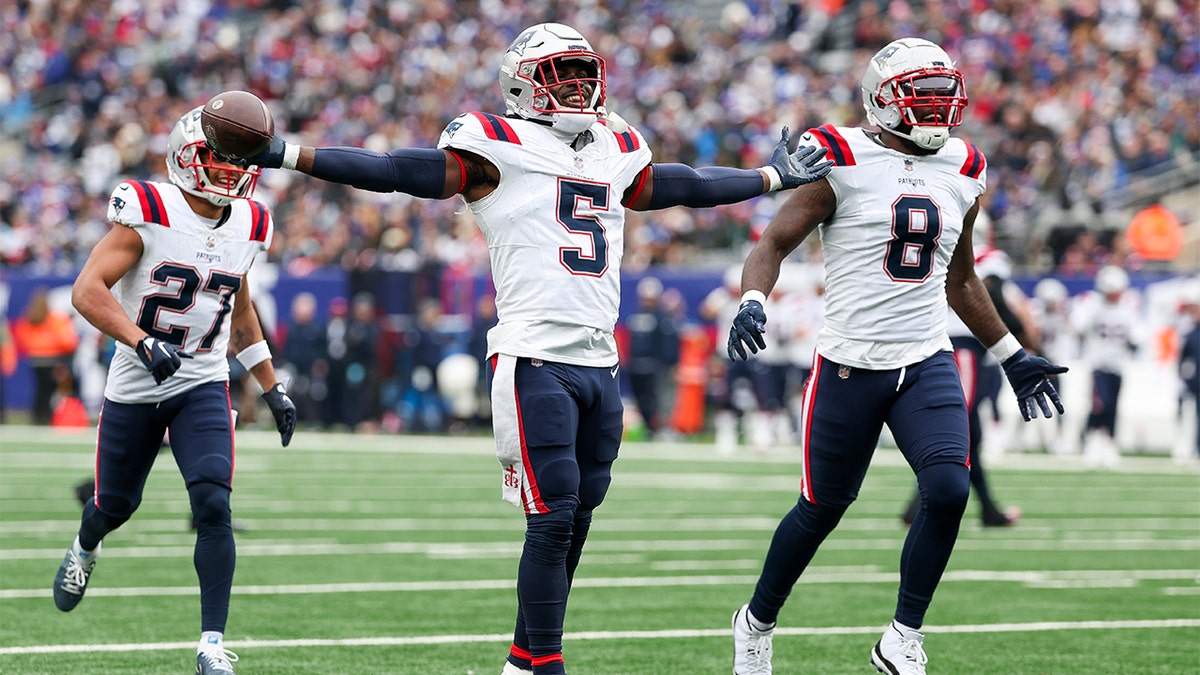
200, 90, 274, 159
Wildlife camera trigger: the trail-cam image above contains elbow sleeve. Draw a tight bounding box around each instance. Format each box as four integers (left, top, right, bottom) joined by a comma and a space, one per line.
310, 147, 447, 198
647, 163, 765, 210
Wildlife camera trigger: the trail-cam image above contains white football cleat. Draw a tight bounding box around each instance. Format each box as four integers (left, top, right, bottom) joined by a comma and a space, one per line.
732, 604, 773, 674
500, 661, 533, 675
871, 621, 928, 675
196, 647, 238, 674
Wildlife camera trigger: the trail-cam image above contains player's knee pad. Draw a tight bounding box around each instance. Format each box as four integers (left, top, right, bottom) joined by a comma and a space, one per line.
93, 492, 141, 520
917, 462, 970, 514
789, 496, 848, 539
577, 470, 612, 510
188, 481, 232, 531
184, 453, 234, 489
524, 510, 575, 564
83, 498, 132, 533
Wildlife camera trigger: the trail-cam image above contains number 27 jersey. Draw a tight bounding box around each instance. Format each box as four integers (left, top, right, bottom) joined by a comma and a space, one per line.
800, 125, 987, 369
103, 180, 273, 403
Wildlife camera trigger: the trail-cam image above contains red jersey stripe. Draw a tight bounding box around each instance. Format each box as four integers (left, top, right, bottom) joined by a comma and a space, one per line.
622, 165, 651, 208
810, 125, 855, 166
960, 142, 986, 179
471, 112, 521, 144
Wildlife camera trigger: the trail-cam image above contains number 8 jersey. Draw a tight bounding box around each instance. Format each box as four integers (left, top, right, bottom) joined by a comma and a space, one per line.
103, 179, 273, 403
439, 112, 651, 367
799, 124, 987, 370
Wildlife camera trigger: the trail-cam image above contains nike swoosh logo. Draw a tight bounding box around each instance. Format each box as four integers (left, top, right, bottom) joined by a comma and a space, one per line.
610, 366, 619, 378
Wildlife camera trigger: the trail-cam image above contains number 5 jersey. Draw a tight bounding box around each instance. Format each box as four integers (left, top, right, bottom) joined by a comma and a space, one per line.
798, 124, 987, 370
438, 112, 651, 368
103, 179, 273, 403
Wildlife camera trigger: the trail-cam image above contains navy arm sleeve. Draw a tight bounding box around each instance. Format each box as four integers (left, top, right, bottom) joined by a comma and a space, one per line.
646, 163, 766, 210
309, 147, 447, 198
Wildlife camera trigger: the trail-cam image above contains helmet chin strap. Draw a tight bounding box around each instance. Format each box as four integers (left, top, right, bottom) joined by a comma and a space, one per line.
873, 113, 950, 151
547, 111, 598, 139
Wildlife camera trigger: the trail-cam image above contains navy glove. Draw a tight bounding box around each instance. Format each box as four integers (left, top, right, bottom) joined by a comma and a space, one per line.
262, 382, 297, 447
136, 337, 192, 385
727, 299, 768, 361
244, 133, 287, 169
768, 126, 834, 190
1000, 349, 1069, 421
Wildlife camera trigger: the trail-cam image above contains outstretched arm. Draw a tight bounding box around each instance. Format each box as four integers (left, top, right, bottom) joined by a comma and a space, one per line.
245, 136, 499, 201
625, 127, 832, 211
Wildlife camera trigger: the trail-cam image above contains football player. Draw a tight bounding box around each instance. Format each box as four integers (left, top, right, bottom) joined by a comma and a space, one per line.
1074, 265, 1141, 468
55, 107, 296, 675
725, 38, 1067, 675
239, 22, 832, 675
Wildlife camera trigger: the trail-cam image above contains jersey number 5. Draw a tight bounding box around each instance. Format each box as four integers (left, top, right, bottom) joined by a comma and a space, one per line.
884, 195, 942, 282
557, 178, 609, 277
137, 263, 242, 352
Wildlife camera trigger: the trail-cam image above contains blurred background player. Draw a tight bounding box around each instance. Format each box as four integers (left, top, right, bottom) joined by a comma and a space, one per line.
1030, 277, 1077, 455
234, 22, 832, 675
724, 37, 1067, 675
623, 276, 680, 440
1073, 265, 1142, 469
900, 243, 1030, 528
52, 107, 296, 675
702, 265, 776, 455
1177, 283, 1200, 463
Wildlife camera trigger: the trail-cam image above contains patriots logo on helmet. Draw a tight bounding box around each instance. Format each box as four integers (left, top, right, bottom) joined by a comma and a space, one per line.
110, 196, 126, 211
509, 29, 539, 56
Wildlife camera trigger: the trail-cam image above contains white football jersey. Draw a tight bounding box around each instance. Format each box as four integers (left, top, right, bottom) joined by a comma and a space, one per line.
1073, 291, 1141, 373
798, 125, 987, 369
103, 179, 273, 403
438, 112, 651, 367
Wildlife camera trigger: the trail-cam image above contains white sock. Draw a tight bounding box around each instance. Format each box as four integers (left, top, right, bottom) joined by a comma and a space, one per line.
200, 632, 223, 652
748, 608, 775, 632
73, 536, 96, 557
893, 620, 920, 634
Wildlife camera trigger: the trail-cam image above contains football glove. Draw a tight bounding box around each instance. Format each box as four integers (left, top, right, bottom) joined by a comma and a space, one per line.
767, 126, 834, 190
1000, 349, 1069, 421
727, 299, 768, 361
262, 382, 297, 447
136, 337, 192, 385
244, 133, 287, 169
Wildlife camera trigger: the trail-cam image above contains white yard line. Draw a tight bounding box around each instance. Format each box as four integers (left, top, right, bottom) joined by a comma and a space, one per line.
1, 619, 1198, 656
2, 568, 1196, 599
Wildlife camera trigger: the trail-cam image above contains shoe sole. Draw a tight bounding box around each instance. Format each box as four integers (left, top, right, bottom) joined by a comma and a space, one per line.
871, 641, 898, 675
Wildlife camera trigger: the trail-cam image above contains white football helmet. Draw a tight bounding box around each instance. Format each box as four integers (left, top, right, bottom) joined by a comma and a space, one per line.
166, 107, 261, 207
1034, 278, 1069, 306
499, 23, 605, 136
1095, 265, 1130, 295
862, 37, 968, 151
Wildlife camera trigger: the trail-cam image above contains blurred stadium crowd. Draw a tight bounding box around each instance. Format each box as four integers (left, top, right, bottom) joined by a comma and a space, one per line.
1, 0, 1198, 452
2, 0, 1197, 273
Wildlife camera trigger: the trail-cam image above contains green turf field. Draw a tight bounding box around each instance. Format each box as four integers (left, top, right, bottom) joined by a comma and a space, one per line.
1, 425, 1198, 674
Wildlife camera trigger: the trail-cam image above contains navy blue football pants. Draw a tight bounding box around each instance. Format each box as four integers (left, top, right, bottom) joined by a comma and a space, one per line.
491, 358, 623, 674
1086, 369, 1122, 436
749, 350, 970, 629
79, 380, 237, 633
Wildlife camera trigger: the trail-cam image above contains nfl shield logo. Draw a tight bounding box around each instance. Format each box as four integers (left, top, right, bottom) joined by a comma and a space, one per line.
574, 155, 584, 170
531, 359, 544, 368
903, 159, 914, 172
837, 365, 851, 379
205, 234, 217, 249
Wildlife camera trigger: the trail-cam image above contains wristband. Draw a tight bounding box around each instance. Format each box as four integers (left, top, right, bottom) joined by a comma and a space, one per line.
760, 165, 783, 192
236, 340, 272, 370
740, 289, 767, 306
987, 333, 1022, 363
282, 143, 301, 171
